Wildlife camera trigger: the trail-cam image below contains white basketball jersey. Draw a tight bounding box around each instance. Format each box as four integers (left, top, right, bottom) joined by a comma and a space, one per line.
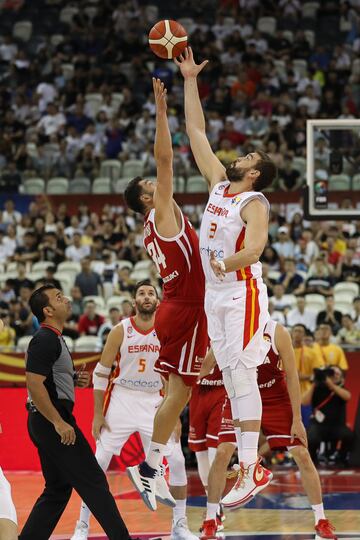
112, 317, 162, 393
199, 182, 270, 284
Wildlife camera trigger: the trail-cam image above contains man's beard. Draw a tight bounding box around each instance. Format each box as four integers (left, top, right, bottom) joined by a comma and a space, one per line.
225, 162, 246, 183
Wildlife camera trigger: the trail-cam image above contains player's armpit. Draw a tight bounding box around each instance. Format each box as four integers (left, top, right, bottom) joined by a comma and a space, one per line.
99, 323, 124, 368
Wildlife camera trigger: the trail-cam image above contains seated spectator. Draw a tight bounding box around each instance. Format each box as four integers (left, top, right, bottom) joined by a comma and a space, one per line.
97, 307, 121, 345
336, 314, 360, 346
244, 108, 268, 137
68, 286, 84, 323
12, 262, 34, 297
65, 231, 90, 262
78, 300, 105, 337
13, 231, 39, 264
269, 299, 285, 325
215, 139, 238, 166
113, 267, 136, 295
261, 245, 280, 271
313, 324, 349, 371
273, 226, 295, 260
271, 283, 294, 313
43, 266, 62, 290
0, 161, 21, 192
287, 296, 317, 332
75, 257, 103, 297
36, 102, 65, 140
299, 257, 333, 297
0, 230, 13, 264
291, 324, 324, 397
262, 262, 275, 297
0, 279, 16, 306
337, 248, 360, 283
278, 156, 302, 191
121, 299, 134, 318
302, 366, 353, 465
352, 296, 360, 329
0, 312, 16, 350
39, 231, 65, 265
279, 257, 304, 294
2, 199, 21, 225
316, 295, 343, 335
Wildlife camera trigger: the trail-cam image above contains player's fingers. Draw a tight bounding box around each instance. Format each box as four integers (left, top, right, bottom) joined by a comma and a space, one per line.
174, 57, 180, 66
188, 46, 192, 58
178, 53, 184, 62
210, 250, 215, 260
200, 60, 209, 70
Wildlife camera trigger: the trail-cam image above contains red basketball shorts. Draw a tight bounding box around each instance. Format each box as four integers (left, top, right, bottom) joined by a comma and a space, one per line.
188, 383, 226, 452
154, 300, 208, 386
218, 391, 303, 450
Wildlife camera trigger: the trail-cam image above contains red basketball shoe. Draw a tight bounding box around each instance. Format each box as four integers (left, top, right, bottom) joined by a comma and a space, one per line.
315, 519, 338, 539
199, 519, 220, 540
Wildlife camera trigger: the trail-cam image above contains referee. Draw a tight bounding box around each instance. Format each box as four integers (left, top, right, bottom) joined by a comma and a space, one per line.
19, 285, 129, 540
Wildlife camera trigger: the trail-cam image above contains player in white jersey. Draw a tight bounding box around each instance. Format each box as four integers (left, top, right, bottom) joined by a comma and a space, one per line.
176, 47, 278, 501
71, 281, 197, 540
0, 425, 17, 540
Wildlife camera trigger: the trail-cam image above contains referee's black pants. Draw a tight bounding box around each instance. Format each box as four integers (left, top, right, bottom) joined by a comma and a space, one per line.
19, 403, 129, 540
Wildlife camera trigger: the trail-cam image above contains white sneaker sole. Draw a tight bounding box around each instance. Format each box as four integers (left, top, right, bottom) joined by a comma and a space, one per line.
222, 472, 273, 510
315, 535, 337, 540
156, 493, 176, 508
126, 466, 157, 511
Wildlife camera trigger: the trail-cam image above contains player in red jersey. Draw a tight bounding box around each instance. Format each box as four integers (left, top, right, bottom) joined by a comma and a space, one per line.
198, 320, 337, 540
124, 78, 208, 516
188, 364, 226, 529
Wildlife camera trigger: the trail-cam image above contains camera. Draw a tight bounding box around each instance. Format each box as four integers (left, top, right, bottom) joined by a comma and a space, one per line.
313, 367, 335, 384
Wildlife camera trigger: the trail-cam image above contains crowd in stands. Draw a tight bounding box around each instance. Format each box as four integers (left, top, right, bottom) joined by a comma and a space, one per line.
0, 0, 360, 194
0, 194, 359, 355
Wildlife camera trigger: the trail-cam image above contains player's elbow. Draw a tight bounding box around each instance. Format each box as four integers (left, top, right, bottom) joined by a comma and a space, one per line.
248, 247, 262, 265
186, 124, 205, 138
155, 152, 173, 165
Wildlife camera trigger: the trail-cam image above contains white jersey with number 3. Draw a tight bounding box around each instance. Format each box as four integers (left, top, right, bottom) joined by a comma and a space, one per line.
111, 317, 162, 393
199, 182, 270, 285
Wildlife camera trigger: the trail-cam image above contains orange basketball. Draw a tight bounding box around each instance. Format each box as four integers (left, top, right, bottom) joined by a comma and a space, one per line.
149, 19, 188, 59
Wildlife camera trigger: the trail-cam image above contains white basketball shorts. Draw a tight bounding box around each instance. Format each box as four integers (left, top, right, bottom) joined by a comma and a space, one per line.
0, 467, 17, 524
100, 385, 162, 455
205, 278, 270, 371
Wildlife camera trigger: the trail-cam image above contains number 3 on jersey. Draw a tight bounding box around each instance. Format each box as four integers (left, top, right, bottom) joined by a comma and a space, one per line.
147, 238, 167, 272
209, 222, 217, 239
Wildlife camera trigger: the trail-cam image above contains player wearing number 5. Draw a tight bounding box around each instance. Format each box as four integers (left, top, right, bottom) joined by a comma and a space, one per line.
176, 47, 278, 502
124, 78, 208, 512
71, 280, 163, 539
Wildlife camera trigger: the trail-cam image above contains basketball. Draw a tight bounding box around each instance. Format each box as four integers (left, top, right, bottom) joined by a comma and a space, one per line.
148, 19, 187, 59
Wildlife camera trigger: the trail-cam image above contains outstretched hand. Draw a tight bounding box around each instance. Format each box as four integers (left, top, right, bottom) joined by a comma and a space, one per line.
174, 46, 208, 79
152, 77, 167, 114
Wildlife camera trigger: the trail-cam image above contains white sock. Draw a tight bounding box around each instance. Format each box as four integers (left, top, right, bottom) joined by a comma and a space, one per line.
312, 503, 325, 524
241, 431, 259, 466
234, 426, 242, 460
206, 502, 218, 520
78, 503, 90, 529
173, 498, 186, 523
146, 441, 167, 469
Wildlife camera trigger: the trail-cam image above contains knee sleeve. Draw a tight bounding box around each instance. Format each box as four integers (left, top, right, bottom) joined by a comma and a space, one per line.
208, 446, 217, 466
195, 450, 210, 487
222, 366, 253, 399
228, 367, 262, 422
95, 442, 113, 472
167, 440, 187, 487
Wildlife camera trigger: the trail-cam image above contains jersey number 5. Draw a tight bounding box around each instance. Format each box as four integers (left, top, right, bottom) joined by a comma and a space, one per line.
147, 238, 167, 272
138, 358, 146, 372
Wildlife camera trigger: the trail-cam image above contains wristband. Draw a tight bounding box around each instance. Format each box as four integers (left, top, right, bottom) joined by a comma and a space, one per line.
93, 362, 111, 391
217, 259, 226, 273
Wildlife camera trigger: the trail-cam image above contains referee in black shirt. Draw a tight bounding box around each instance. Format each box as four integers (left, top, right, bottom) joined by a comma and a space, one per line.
19, 285, 129, 540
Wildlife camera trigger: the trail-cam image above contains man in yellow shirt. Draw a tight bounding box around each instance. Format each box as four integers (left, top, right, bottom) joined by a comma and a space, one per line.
313, 323, 349, 371
291, 324, 324, 396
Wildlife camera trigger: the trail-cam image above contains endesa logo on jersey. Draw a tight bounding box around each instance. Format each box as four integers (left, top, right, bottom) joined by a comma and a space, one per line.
200, 246, 224, 258
119, 378, 161, 390
128, 344, 160, 353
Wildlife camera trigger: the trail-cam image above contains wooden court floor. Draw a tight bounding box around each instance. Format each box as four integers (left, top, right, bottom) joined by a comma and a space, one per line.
7, 468, 360, 539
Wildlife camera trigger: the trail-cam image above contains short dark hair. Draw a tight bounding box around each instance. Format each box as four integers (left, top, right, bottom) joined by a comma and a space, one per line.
29, 284, 57, 323
253, 150, 278, 192
109, 307, 120, 313
134, 279, 158, 298
124, 176, 145, 214
293, 324, 307, 332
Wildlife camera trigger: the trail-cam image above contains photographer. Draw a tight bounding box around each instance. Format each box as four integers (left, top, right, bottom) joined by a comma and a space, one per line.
302, 366, 353, 465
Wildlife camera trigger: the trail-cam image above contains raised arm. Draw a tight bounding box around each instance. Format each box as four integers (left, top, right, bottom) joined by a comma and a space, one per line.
175, 47, 226, 189
211, 198, 269, 278
275, 324, 307, 446
152, 77, 181, 237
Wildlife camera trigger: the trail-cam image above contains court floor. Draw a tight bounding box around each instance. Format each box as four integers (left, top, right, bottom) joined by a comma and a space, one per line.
8, 468, 360, 539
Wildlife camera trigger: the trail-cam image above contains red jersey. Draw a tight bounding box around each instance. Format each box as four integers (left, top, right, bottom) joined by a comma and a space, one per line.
199, 364, 223, 387
144, 208, 205, 302
258, 319, 287, 398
